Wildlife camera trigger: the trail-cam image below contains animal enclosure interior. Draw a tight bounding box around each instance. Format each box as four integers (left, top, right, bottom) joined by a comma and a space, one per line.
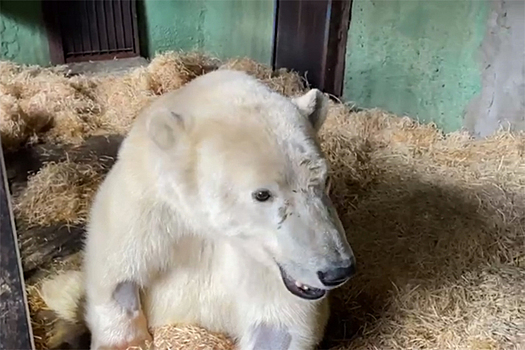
1, 51, 524, 350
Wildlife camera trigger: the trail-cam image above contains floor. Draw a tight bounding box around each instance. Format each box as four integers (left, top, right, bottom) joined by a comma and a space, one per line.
64, 56, 149, 77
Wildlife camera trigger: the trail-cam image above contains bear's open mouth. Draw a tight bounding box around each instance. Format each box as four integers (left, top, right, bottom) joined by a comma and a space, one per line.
278, 266, 326, 300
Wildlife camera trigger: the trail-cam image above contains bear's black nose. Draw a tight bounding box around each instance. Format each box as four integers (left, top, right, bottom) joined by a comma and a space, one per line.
317, 261, 356, 287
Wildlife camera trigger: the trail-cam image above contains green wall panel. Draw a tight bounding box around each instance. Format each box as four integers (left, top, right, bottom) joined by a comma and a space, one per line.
343, 0, 490, 133
0, 0, 50, 66
139, 0, 275, 64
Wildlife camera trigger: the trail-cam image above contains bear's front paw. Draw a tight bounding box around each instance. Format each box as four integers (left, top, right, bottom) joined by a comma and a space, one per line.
96, 332, 154, 350
93, 312, 154, 350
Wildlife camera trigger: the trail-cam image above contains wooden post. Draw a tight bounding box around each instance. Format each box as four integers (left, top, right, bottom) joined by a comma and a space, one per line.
272, 0, 353, 97
0, 141, 35, 350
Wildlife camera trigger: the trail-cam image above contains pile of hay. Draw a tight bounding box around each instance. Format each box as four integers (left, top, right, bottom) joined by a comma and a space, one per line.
0, 51, 304, 151
2, 51, 524, 350
320, 106, 525, 350
14, 159, 106, 228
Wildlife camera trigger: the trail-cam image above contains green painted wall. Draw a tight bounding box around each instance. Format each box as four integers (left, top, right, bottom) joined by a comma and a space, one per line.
0, 0, 50, 66
343, 0, 490, 133
1, 0, 274, 67
138, 0, 275, 64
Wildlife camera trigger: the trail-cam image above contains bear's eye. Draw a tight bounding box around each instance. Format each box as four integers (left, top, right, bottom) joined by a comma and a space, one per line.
253, 189, 272, 202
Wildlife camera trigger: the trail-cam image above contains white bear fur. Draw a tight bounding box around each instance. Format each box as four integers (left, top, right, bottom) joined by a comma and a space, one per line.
40, 69, 354, 350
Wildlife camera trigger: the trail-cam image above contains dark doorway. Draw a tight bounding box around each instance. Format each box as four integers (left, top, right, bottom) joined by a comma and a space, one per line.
272, 0, 353, 97
42, 0, 141, 64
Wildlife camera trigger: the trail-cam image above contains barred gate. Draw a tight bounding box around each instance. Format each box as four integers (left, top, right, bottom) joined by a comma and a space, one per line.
43, 0, 140, 64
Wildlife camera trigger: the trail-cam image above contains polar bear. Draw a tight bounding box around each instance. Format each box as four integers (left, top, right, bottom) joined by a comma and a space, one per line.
40, 69, 356, 350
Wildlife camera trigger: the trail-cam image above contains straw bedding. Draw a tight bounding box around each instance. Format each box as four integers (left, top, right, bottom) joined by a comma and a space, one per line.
1, 51, 524, 350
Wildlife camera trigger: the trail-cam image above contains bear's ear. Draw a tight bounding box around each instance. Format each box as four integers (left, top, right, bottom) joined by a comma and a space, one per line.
146, 109, 185, 150
292, 89, 329, 132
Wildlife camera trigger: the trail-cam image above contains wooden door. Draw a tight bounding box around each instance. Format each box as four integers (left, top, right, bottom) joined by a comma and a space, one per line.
272, 0, 353, 97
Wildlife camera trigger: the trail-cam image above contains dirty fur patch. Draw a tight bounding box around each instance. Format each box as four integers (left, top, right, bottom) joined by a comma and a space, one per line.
3, 53, 524, 350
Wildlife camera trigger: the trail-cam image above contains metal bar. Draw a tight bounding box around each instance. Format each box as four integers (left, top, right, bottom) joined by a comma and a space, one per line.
98, 0, 111, 52
121, 0, 134, 50
85, 0, 99, 55
72, 1, 84, 56
80, 0, 93, 55
90, 0, 102, 54
105, 0, 119, 52
0, 141, 36, 350
113, 0, 126, 49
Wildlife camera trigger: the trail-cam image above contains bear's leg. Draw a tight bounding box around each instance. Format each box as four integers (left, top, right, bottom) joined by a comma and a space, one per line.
86, 281, 153, 350
238, 324, 317, 350
238, 324, 291, 350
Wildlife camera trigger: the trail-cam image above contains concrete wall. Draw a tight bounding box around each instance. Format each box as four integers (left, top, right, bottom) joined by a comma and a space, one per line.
343, 0, 491, 133
138, 0, 275, 64
343, 0, 525, 135
0, 0, 50, 66
464, 0, 525, 137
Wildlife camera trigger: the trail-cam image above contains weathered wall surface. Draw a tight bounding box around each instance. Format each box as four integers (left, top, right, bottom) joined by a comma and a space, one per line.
343, 0, 490, 133
343, 0, 524, 136
138, 0, 275, 64
464, 0, 525, 137
0, 0, 50, 66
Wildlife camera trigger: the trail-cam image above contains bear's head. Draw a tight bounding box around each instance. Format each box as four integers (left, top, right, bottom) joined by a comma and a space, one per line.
144, 70, 356, 300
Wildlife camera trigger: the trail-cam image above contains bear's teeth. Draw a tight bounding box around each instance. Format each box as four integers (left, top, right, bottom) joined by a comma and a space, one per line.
294, 281, 311, 292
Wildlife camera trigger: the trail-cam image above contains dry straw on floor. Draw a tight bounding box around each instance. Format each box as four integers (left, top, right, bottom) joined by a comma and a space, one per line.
14, 159, 106, 228
2, 51, 524, 350
319, 105, 525, 350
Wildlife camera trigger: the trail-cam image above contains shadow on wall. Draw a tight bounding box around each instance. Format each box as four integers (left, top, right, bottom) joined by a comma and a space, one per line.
0, 0, 45, 27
